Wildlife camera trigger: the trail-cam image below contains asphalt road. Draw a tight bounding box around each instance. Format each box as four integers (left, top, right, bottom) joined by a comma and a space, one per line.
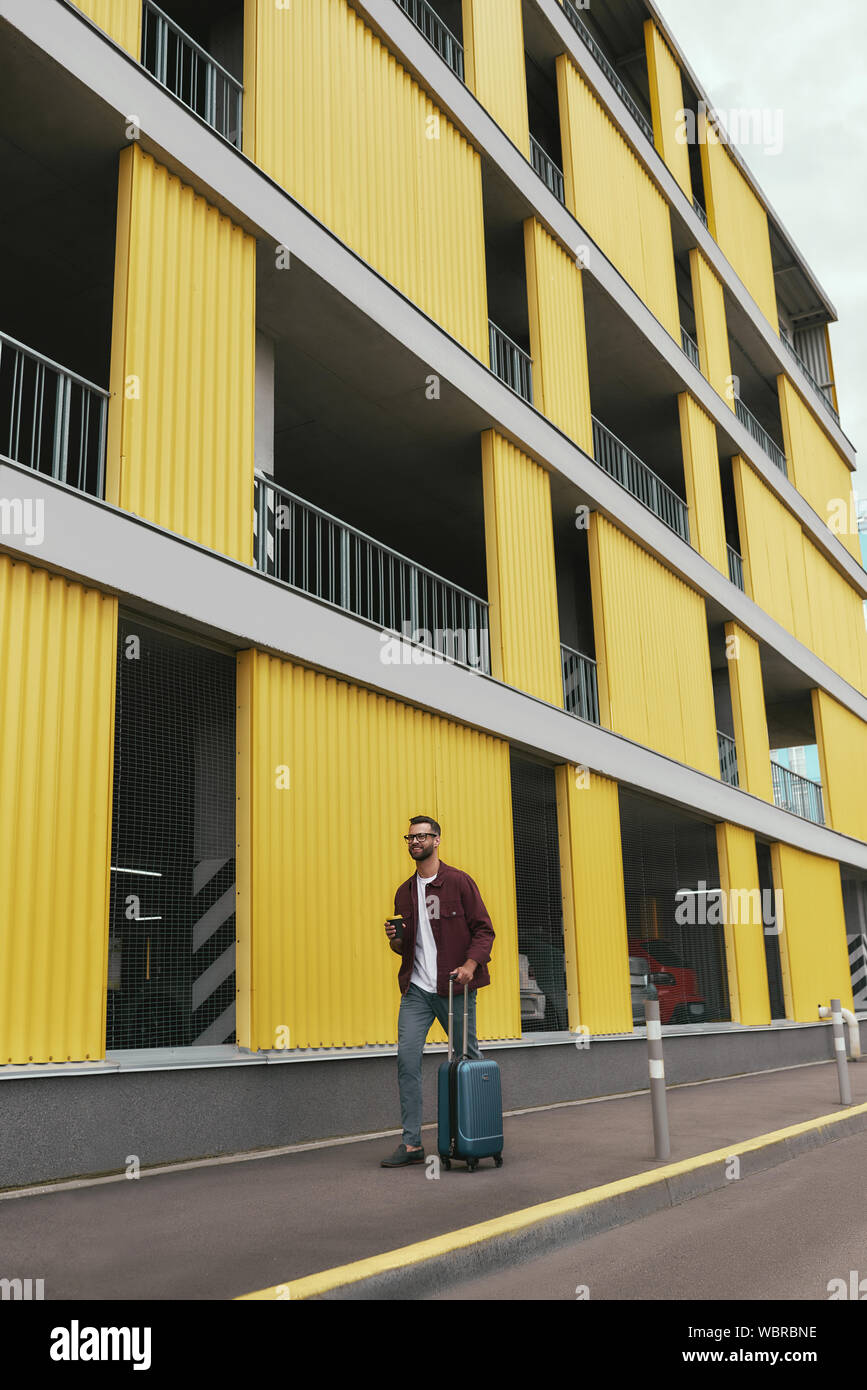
431, 1128, 867, 1301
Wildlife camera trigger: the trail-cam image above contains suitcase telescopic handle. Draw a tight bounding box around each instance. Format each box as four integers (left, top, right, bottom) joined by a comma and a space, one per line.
448, 971, 469, 1061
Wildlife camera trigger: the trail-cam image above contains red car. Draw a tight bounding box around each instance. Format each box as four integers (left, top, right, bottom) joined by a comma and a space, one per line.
628, 939, 707, 1024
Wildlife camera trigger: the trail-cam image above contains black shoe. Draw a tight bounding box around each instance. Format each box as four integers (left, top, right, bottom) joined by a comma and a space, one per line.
380, 1143, 425, 1167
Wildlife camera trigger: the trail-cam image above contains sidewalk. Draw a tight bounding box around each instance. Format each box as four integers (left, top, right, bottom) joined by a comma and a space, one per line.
4, 1059, 867, 1300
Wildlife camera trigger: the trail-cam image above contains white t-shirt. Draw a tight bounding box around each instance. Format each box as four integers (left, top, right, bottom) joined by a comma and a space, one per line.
410, 871, 439, 993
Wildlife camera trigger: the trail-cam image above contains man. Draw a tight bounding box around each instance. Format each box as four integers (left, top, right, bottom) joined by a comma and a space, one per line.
381, 815, 495, 1168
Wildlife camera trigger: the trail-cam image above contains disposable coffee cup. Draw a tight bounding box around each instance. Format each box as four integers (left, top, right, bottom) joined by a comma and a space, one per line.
386, 916, 405, 943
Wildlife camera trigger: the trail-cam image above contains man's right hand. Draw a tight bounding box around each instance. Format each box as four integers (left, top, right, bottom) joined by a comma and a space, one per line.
384, 921, 397, 940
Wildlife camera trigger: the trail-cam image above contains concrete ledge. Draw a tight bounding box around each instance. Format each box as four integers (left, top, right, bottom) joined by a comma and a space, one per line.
238, 1102, 867, 1300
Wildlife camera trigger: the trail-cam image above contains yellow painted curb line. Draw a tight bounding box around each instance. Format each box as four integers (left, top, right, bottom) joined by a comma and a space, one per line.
236, 1100, 867, 1300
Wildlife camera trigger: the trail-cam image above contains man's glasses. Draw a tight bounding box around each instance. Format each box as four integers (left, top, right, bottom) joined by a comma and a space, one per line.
404, 833, 435, 843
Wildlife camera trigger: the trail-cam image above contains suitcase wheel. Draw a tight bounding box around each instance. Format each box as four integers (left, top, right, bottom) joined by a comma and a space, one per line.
440, 1156, 451, 1170
467, 1159, 478, 1173
494, 1154, 504, 1168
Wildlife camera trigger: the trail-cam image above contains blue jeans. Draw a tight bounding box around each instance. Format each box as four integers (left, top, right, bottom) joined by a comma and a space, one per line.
397, 983, 482, 1148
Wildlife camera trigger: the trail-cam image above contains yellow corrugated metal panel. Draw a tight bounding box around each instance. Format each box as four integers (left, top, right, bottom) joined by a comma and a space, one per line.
107, 145, 256, 563
70, 0, 141, 56
724, 622, 773, 801
700, 137, 778, 330
556, 767, 632, 1035
771, 843, 852, 1021
732, 454, 811, 646
824, 325, 840, 415
588, 514, 719, 774
801, 537, 867, 695
244, 0, 489, 361
235, 651, 521, 1049
812, 690, 867, 842
643, 21, 691, 199
689, 249, 734, 409
0, 557, 117, 1065
481, 431, 564, 706
778, 375, 861, 562
523, 219, 593, 454
808, 539, 867, 695
677, 393, 727, 573
557, 56, 680, 339
733, 454, 867, 694
715, 824, 771, 1025
462, 0, 530, 156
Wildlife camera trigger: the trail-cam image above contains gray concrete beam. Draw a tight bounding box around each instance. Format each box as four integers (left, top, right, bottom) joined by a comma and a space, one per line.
3, 458, 867, 870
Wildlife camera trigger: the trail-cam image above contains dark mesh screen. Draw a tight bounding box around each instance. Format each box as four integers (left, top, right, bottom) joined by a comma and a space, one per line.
619, 789, 730, 1025
107, 618, 236, 1050
509, 755, 568, 1033
841, 870, 867, 1011
757, 842, 786, 1019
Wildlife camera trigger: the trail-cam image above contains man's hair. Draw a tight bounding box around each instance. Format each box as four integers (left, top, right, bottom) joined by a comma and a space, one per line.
410, 815, 441, 837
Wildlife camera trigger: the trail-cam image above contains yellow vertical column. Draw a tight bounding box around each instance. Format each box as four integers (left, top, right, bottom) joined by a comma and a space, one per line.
700, 136, 778, 331
523, 218, 593, 454
235, 650, 522, 1051
812, 689, 867, 842
556, 768, 632, 1035
724, 622, 773, 800
689, 249, 734, 409
678, 393, 727, 574
557, 56, 680, 339
715, 824, 771, 1025
107, 145, 257, 563
643, 21, 692, 198
462, 0, 531, 156
0, 557, 117, 1064
481, 432, 564, 706
589, 514, 719, 774
777, 376, 861, 561
244, 0, 489, 360
770, 845, 852, 1021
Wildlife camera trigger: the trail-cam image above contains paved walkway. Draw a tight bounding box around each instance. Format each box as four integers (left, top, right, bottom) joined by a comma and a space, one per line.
4, 1060, 866, 1300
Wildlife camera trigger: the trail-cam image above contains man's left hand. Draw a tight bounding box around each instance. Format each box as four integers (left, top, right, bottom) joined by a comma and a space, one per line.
452, 960, 478, 988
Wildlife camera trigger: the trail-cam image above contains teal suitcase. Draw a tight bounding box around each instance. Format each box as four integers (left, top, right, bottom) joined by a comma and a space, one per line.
437, 975, 504, 1172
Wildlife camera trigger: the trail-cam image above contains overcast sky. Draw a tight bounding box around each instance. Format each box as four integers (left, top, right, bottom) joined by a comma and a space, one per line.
657, 0, 867, 496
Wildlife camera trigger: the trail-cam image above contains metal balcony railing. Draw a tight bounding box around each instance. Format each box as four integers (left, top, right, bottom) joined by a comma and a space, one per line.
734, 396, 788, 476
395, 0, 465, 80
561, 0, 654, 146
142, 0, 243, 148
592, 417, 690, 543
530, 135, 566, 205
253, 474, 491, 672
780, 332, 840, 426
681, 327, 700, 369
693, 197, 709, 229
489, 322, 534, 404
717, 730, 739, 787
561, 645, 600, 724
771, 759, 825, 825
0, 331, 108, 497
727, 544, 745, 591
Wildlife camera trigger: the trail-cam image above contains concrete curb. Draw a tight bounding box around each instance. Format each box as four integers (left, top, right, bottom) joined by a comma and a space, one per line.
237, 1101, 867, 1300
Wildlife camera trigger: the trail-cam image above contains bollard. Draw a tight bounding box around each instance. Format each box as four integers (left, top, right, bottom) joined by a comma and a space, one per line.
644, 999, 670, 1160
830, 998, 852, 1106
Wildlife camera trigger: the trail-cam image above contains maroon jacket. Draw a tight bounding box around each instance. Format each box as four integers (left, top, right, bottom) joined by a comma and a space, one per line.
391, 860, 495, 996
